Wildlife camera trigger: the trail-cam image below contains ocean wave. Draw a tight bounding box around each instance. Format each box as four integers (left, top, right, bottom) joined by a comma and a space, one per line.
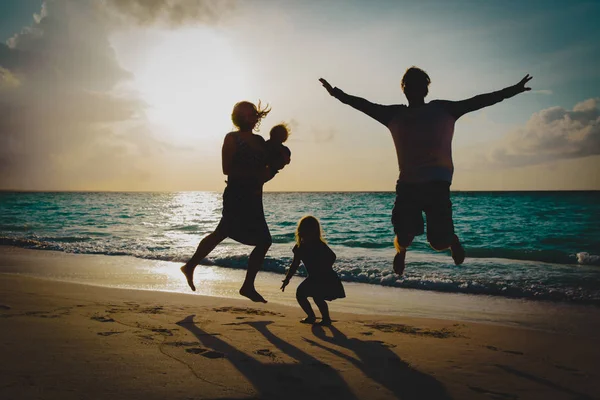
2, 237, 599, 304
336, 240, 391, 249
464, 248, 580, 265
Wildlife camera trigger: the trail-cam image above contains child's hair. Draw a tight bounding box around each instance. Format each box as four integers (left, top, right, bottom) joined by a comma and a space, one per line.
231, 100, 271, 131
269, 123, 291, 143
295, 215, 326, 246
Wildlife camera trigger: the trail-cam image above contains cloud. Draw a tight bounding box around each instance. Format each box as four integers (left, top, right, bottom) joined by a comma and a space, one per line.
463, 98, 600, 169
101, 0, 235, 27
0, 0, 177, 190
532, 89, 553, 95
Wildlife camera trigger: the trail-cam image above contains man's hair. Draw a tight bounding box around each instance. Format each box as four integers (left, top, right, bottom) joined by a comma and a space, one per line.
401, 67, 431, 91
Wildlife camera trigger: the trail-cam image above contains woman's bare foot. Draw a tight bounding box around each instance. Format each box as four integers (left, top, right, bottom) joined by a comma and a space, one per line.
300, 316, 316, 324
239, 286, 267, 303
317, 318, 332, 326
180, 265, 196, 291
393, 249, 406, 275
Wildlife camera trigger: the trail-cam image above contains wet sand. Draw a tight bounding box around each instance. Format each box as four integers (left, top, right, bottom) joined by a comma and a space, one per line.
1, 247, 599, 399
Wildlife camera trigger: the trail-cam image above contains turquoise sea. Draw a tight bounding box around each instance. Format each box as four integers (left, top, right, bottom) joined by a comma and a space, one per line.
1, 191, 599, 304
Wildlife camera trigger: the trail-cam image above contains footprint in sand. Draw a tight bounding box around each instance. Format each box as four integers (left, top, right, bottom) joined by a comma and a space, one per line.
151, 328, 174, 336
212, 306, 281, 317
140, 306, 164, 314
91, 316, 115, 323
185, 348, 225, 359
468, 385, 518, 399
364, 323, 459, 338
372, 340, 397, 348
503, 350, 524, 355
164, 341, 199, 347
0, 305, 11, 310
186, 347, 208, 354
97, 331, 124, 336
554, 364, 587, 377
485, 346, 523, 355
254, 349, 276, 359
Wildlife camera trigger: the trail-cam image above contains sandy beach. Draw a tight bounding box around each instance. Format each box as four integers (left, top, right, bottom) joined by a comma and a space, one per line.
1, 246, 599, 400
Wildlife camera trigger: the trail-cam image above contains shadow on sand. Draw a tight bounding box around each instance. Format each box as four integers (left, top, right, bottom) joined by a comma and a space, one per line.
307, 324, 451, 399
177, 315, 451, 400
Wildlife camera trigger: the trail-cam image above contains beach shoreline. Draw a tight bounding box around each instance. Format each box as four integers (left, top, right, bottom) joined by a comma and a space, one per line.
1, 261, 600, 399
2, 245, 600, 335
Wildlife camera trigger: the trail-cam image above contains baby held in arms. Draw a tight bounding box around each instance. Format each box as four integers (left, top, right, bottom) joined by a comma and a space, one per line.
265, 123, 291, 176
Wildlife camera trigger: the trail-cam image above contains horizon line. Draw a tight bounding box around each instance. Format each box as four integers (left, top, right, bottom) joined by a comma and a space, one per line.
1, 189, 599, 194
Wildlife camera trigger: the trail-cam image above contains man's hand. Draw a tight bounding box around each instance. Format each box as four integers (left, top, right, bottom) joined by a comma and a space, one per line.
501, 74, 533, 100
513, 74, 533, 94
280, 279, 289, 292
319, 78, 335, 96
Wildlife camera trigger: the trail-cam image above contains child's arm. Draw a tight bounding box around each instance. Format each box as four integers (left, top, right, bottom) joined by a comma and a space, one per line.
439, 75, 532, 120
319, 78, 397, 126
281, 252, 301, 292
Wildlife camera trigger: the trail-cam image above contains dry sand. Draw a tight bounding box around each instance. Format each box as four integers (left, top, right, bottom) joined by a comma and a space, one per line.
1, 247, 599, 399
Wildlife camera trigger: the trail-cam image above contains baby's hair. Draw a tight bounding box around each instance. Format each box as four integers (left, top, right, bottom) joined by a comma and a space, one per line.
295, 215, 326, 247
269, 123, 291, 143
231, 100, 271, 132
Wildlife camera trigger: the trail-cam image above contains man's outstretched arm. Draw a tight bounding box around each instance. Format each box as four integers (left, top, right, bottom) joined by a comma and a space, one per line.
443, 74, 533, 119
319, 78, 396, 126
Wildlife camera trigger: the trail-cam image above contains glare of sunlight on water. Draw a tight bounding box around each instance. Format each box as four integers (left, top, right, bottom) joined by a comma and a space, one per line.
162, 191, 222, 247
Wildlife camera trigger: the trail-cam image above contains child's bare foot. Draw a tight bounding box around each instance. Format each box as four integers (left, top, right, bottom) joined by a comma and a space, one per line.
180, 265, 196, 291
393, 250, 406, 275
317, 318, 332, 326
450, 234, 466, 265
239, 286, 267, 303
300, 316, 316, 324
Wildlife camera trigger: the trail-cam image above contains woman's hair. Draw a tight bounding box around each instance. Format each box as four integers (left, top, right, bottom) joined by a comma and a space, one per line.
231, 100, 271, 132
269, 123, 291, 143
295, 215, 326, 246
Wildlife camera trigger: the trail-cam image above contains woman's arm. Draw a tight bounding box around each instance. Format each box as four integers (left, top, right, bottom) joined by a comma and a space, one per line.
221, 133, 236, 175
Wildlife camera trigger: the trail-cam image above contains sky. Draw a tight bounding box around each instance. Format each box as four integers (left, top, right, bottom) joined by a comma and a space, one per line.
0, 0, 598, 191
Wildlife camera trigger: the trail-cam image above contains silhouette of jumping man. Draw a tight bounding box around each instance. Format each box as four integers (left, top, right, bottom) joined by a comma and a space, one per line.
320, 69, 532, 274
180, 101, 277, 303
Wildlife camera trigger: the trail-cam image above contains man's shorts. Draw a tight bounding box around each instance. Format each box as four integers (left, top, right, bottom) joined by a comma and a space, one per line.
391, 180, 454, 245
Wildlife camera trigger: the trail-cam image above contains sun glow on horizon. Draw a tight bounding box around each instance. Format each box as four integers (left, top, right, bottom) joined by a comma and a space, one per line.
123, 28, 250, 143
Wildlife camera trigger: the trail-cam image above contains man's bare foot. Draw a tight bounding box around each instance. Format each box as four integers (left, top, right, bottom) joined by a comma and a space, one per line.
300, 316, 316, 324
180, 265, 196, 291
393, 250, 406, 275
450, 234, 466, 265
317, 318, 332, 326
239, 286, 267, 303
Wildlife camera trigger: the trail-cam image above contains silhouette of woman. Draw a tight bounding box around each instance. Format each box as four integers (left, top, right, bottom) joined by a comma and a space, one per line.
180, 101, 274, 303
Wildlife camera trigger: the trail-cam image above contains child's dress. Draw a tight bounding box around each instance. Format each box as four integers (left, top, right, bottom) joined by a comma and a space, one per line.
293, 242, 346, 301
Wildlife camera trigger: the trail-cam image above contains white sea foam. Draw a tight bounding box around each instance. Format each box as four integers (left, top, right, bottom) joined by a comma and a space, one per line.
577, 252, 600, 265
